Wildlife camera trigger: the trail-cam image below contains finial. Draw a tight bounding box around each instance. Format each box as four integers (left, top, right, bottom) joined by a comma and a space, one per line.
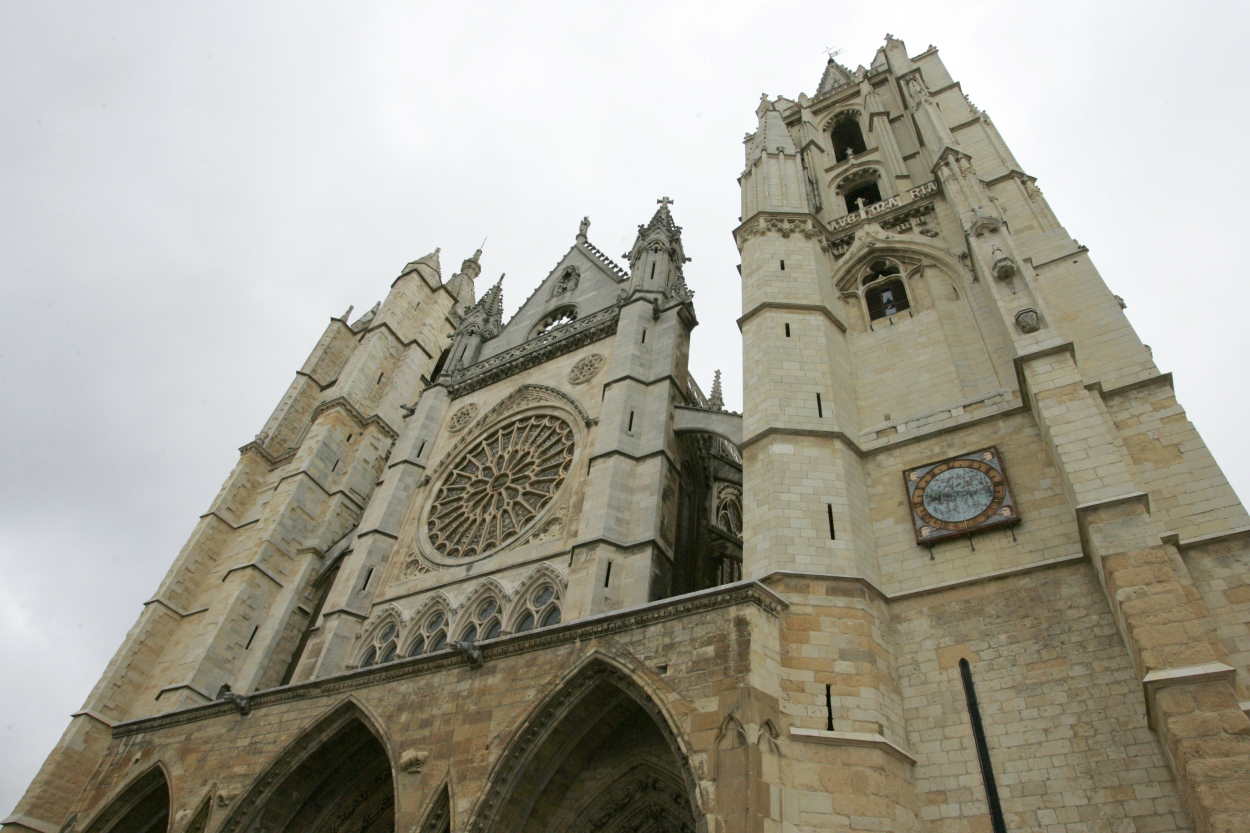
657, 196, 675, 210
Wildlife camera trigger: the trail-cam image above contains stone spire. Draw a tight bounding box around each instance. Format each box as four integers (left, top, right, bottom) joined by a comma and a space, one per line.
456, 273, 504, 339
708, 369, 724, 411
445, 248, 483, 307
398, 247, 441, 285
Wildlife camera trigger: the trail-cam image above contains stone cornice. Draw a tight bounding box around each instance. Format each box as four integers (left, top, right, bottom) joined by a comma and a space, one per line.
221, 562, 285, 589
445, 306, 620, 399
1142, 662, 1237, 730
143, 598, 209, 619
1162, 525, 1250, 553
359, 320, 434, 360
110, 581, 787, 738
789, 728, 916, 764
309, 397, 400, 442
737, 301, 847, 333
1085, 372, 1173, 401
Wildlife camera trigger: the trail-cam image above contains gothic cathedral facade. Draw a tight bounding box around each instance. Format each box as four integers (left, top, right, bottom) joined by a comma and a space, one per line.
7, 35, 1250, 833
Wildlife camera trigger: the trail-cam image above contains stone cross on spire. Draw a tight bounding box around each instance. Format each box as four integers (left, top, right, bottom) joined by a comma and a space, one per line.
657, 196, 675, 210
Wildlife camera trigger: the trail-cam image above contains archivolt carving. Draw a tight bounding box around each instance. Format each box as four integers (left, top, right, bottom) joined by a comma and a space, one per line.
562, 762, 694, 833
426, 414, 575, 560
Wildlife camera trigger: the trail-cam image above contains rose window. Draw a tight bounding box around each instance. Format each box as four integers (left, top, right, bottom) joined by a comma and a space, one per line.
426, 414, 575, 559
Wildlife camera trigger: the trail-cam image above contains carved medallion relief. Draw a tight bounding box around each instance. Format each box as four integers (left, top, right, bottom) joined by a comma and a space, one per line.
568, 353, 605, 385
448, 403, 479, 433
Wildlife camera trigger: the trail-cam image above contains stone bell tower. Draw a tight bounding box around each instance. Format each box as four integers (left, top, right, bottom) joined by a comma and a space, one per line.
735, 34, 1250, 833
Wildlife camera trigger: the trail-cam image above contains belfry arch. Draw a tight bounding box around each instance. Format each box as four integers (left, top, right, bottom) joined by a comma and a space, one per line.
81, 764, 170, 833
467, 654, 703, 833
217, 700, 396, 833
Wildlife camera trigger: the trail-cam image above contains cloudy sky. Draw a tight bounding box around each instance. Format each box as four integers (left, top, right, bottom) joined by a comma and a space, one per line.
3, 0, 1249, 814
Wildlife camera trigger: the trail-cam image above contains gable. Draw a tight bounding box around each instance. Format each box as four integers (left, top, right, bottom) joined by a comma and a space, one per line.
477, 242, 628, 359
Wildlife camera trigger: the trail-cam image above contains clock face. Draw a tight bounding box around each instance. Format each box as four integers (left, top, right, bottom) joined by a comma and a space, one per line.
922, 466, 996, 522
904, 448, 1019, 543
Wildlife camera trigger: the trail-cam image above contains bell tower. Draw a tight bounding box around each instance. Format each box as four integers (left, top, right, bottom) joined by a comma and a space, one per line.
736, 34, 1250, 832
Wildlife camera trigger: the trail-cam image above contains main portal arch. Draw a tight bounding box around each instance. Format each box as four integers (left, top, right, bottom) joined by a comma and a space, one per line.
467, 655, 703, 833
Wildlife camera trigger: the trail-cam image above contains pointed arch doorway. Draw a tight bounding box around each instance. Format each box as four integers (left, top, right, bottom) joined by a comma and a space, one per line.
81, 765, 169, 833
471, 658, 701, 833
218, 702, 395, 833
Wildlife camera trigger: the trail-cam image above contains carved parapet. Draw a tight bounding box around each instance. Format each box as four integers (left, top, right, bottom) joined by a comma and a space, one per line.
444, 307, 620, 399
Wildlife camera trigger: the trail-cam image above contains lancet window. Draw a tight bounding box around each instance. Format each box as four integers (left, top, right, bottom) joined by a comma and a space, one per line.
861, 258, 910, 320
406, 608, 449, 657
457, 596, 503, 643
715, 485, 743, 537
513, 582, 562, 633
359, 619, 401, 667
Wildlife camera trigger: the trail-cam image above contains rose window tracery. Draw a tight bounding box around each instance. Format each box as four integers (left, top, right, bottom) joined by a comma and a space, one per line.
426, 414, 575, 559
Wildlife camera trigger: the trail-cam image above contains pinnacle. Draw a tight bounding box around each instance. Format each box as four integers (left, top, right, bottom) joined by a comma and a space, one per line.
708, 369, 725, 411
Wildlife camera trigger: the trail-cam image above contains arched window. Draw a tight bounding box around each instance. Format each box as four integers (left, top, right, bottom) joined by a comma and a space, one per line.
830, 113, 867, 161
359, 619, 400, 667
407, 609, 449, 656
715, 485, 743, 537
534, 306, 577, 336
513, 582, 562, 633
861, 258, 910, 321
457, 596, 503, 643
844, 180, 883, 214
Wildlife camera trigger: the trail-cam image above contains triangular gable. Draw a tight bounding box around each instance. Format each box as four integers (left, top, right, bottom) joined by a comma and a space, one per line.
478, 241, 628, 359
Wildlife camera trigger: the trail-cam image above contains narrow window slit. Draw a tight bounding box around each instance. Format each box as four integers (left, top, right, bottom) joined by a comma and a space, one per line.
959, 659, 1008, 833
816, 392, 824, 418
780, 259, 786, 271
826, 504, 836, 540
417, 441, 426, 457
627, 411, 635, 432
605, 561, 613, 587
784, 322, 791, 338
346, 433, 353, 443
376, 372, 384, 384
825, 684, 834, 731
641, 328, 647, 344
331, 458, 339, 472
650, 262, 656, 281
360, 567, 374, 592
245, 625, 259, 650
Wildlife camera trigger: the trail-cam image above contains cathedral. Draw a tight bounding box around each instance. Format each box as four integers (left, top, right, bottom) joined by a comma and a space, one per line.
8, 34, 1250, 833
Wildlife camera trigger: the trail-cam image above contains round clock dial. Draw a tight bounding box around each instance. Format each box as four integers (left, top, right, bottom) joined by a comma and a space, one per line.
922, 467, 995, 522
911, 458, 1008, 532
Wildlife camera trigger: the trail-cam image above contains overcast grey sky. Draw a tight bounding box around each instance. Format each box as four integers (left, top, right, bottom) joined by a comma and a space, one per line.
4, 0, 1249, 814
